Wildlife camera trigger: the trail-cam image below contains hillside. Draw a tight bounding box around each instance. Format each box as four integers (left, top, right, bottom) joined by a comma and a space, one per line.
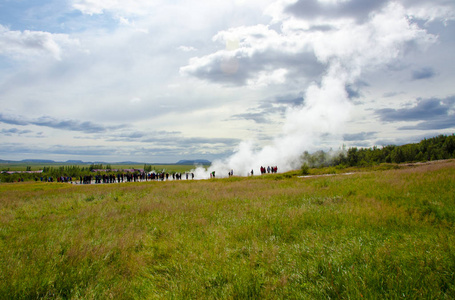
176, 159, 211, 165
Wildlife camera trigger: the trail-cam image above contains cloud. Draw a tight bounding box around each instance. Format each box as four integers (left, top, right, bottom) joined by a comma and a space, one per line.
127, 134, 240, 147
383, 91, 405, 98
398, 117, 455, 131
0, 114, 28, 126
180, 24, 324, 86
285, 0, 389, 22
0, 113, 126, 133
404, 0, 455, 23
0, 143, 117, 157
71, 0, 156, 16
231, 112, 271, 124
375, 131, 453, 147
181, 2, 439, 89
343, 131, 377, 141
0, 25, 80, 60
94, 128, 241, 151
285, 0, 455, 25
230, 93, 304, 124
0, 137, 238, 162
346, 84, 361, 99
178, 45, 197, 52
376, 96, 455, 123
0, 128, 32, 136
411, 67, 435, 80
275, 94, 304, 106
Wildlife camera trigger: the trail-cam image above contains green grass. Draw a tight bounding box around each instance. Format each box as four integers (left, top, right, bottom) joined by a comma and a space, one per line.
1, 161, 454, 298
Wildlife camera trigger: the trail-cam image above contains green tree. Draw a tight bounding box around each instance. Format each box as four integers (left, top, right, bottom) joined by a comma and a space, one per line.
144, 164, 152, 173
391, 147, 405, 163
347, 147, 359, 166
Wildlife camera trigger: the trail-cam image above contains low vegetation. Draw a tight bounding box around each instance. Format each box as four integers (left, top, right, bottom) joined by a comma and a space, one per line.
301, 134, 455, 169
0, 164, 196, 183
1, 160, 454, 298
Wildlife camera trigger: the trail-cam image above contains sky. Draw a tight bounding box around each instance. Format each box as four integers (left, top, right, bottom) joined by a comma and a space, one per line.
0, 0, 454, 170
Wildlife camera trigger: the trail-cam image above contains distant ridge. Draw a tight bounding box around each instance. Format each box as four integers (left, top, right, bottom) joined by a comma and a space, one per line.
117, 161, 145, 165
21, 159, 55, 163
176, 159, 211, 165
66, 160, 84, 164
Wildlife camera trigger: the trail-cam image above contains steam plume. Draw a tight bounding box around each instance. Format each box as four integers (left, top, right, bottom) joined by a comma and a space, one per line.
192, 2, 436, 179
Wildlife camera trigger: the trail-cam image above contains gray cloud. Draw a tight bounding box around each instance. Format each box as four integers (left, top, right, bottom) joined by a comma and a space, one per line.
0, 114, 28, 126
383, 91, 405, 98
375, 131, 452, 146
140, 136, 241, 149
102, 129, 241, 149
0, 144, 110, 157
285, 0, 389, 22
376, 96, 455, 123
275, 94, 304, 106
230, 93, 305, 124
0, 142, 231, 163
412, 67, 436, 80
346, 85, 361, 99
231, 112, 271, 124
398, 117, 455, 130
0, 113, 127, 133
343, 131, 378, 141
0, 128, 32, 136
112, 130, 181, 140
182, 47, 323, 87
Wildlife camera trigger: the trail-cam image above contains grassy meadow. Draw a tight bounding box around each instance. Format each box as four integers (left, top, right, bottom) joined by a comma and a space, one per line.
0, 160, 454, 299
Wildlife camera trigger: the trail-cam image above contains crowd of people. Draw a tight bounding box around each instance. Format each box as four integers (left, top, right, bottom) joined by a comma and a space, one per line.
260, 166, 278, 175
76, 171, 196, 184
9, 165, 279, 184
66, 166, 278, 184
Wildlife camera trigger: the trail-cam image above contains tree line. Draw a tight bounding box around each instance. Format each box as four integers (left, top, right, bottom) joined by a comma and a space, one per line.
301, 134, 455, 170
0, 164, 155, 183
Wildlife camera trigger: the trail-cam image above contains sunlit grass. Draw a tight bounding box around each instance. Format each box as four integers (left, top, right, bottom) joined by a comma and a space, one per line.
1, 161, 454, 298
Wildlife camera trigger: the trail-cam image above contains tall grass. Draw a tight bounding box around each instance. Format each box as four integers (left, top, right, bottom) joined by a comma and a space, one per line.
0, 161, 454, 298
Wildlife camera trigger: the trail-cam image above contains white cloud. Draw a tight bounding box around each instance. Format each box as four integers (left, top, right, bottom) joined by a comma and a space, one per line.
182, 2, 438, 87
129, 97, 142, 104
407, 2, 455, 24
247, 68, 288, 87
310, 2, 437, 71
0, 25, 80, 61
71, 0, 158, 16
178, 45, 197, 52
317, 0, 350, 5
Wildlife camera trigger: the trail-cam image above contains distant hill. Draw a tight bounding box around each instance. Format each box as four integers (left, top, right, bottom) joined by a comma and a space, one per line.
65, 160, 84, 164
21, 159, 56, 163
176, 159, 211, 165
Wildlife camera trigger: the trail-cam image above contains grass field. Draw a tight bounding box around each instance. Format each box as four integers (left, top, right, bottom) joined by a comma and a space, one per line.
1, 160, 454, 299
